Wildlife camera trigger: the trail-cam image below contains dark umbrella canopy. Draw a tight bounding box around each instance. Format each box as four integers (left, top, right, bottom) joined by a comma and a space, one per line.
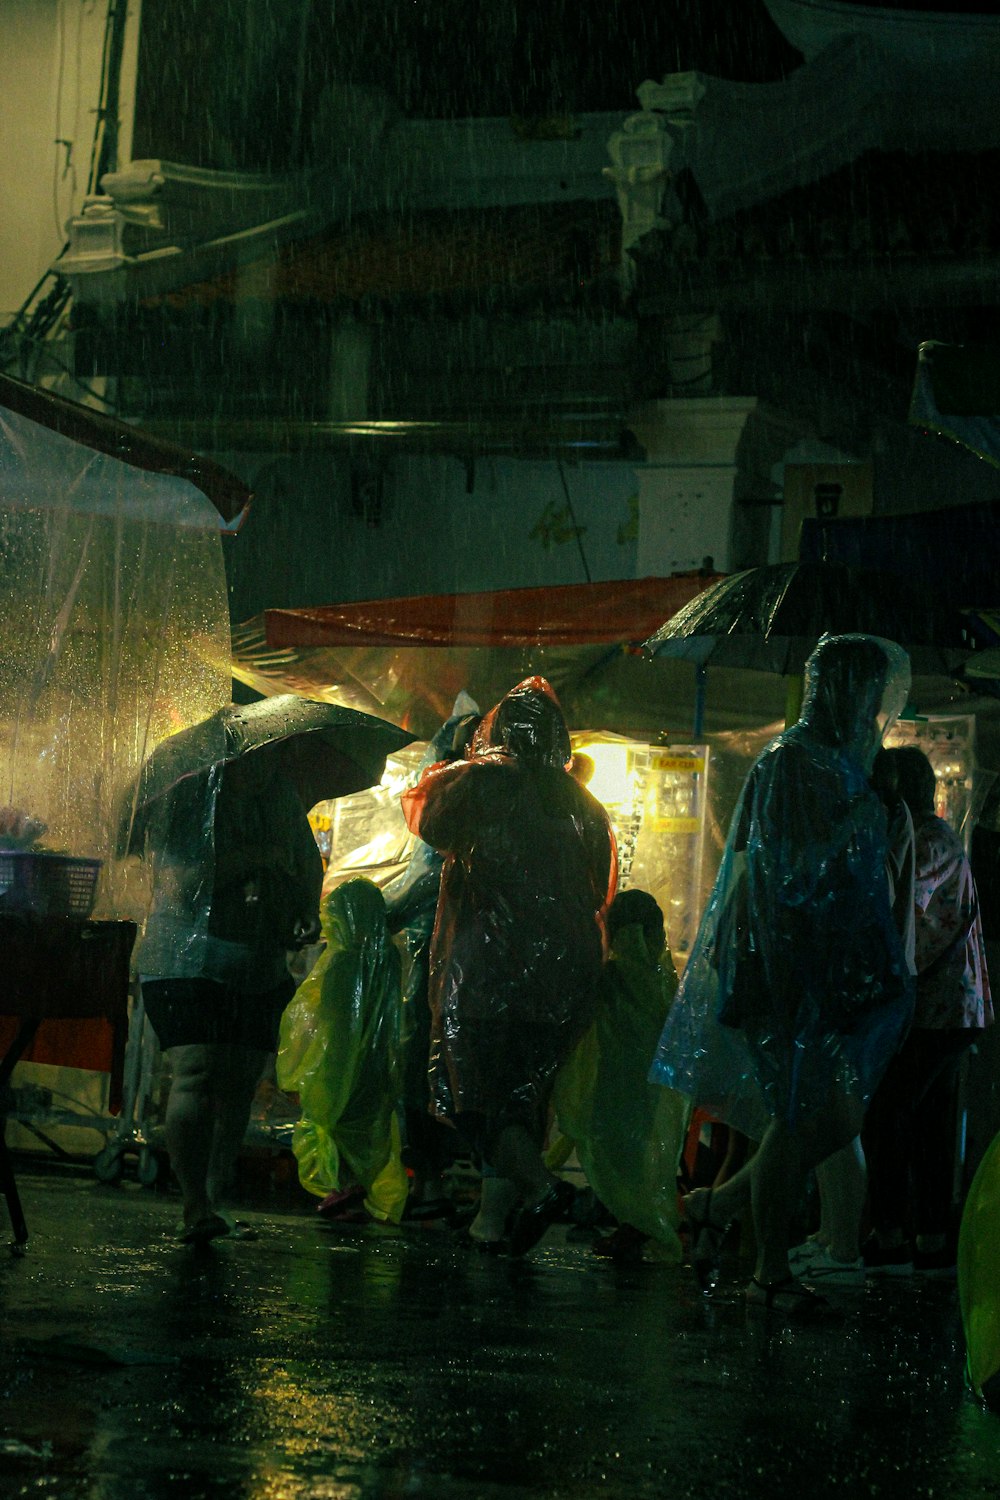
131, 696, 415, 824
643, 561, 974, 676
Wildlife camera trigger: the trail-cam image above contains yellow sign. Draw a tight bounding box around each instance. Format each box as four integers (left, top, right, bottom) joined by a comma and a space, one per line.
653, 815, 701, 834
650, 755, 705, 774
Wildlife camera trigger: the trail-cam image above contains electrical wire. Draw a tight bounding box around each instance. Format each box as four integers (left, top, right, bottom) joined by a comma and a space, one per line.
2, 1, 122, 392
557, 457, 592, 583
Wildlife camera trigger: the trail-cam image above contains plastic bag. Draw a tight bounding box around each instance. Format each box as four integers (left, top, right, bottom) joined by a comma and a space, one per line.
552, 919, 687, 1256
276, 877, 407, 1222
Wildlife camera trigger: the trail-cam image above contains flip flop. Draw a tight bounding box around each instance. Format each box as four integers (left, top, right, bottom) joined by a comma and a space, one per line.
683, 1189, 732, 1294
317, 1187, 365, 1219
179, 1214, 229, 1246
221, 1220, 259, 1241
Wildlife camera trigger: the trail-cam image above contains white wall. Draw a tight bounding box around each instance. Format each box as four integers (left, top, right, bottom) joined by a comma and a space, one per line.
222, 450, 642, 621
0, 0, 140, 323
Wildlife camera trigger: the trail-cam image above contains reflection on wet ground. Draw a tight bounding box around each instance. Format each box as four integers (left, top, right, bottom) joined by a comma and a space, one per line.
1, 1166, 998, 1499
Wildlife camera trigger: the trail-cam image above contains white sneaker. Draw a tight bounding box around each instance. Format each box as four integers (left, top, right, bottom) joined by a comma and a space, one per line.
788, 1237, 828, 1273
798, 1245, 865, 1286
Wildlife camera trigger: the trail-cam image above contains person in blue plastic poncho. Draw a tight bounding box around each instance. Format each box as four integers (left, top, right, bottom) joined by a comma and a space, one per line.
650, 634, 914, 1316
402, 677, 617, 1256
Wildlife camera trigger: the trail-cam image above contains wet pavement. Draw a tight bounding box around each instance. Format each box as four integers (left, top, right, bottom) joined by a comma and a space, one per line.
2, 1161, 999, 1500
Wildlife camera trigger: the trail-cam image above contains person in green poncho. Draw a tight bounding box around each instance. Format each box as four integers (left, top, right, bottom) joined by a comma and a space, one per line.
277, 877, 408, 1224
551, 889, 688, 1264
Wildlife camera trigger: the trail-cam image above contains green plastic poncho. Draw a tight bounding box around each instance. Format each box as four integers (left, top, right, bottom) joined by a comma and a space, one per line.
959, 1127, 1000, 1396
277, 878, 407, 1223
550, 921, 688, 1258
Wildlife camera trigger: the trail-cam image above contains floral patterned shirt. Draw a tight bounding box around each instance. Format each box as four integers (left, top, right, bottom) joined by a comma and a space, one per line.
912, 812, 993, 1030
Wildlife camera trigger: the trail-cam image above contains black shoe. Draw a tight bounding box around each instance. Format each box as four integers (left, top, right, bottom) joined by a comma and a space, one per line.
508, 1181, 576, 1258
453, 1227, 506, 1255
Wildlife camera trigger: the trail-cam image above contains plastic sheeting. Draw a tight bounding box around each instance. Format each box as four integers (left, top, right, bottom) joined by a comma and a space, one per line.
402, 677, 616, 1141
0, 399, 231, 939
960, 1125, 1000, 1395
265, 576, 720, 652
551, 912, 687, 1257
0, 373, 251, 525
276, 878, 408, 1223
651, 634, 915, 1138
384, 694, 480, 1120
909, 342, 1000, 473
240, 576, 738, 743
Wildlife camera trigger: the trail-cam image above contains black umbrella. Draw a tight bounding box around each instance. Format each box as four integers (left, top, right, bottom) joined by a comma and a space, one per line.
644, 561, 974, 678
127, 696, 414, 845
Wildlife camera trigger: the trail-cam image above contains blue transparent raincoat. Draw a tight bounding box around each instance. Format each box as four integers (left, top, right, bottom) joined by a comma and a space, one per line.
650, 634, 914, 1137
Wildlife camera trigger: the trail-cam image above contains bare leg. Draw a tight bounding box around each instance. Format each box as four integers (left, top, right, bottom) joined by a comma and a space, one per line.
814, 1137, 866, 1262
205, 1046, 269, 1216
750, 1099, 864, 1285
164, 1044, 217, 1233
684, 1095, 863, 1286
749, 1118, 818, 1284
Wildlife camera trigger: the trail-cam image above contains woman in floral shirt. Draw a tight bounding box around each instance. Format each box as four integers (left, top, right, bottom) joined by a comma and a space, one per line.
864, 746, 992, 1275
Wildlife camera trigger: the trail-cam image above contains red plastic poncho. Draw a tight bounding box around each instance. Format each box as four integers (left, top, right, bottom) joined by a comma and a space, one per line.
401, 677, 617, 1135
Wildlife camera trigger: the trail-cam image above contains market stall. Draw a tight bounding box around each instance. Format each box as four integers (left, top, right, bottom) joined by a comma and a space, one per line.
228, 577, 801, 965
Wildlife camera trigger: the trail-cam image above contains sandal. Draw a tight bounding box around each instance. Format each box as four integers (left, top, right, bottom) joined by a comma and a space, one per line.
745, 1275, 838, 1320
682, 1189, 731, 1294
508, 1180, 576, 1258
453, 1227, 506, 1255
179, 1214, 229, 1247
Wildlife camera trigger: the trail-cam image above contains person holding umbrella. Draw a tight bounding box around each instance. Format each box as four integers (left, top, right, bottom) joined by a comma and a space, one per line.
650, 634, 914, 1315
128, 697, 412, 1245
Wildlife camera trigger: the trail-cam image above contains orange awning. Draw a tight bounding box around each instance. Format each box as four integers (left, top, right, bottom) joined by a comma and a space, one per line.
265, 575, 721, 651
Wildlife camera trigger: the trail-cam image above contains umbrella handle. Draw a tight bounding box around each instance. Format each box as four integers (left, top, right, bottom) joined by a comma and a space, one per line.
693, 665, 708, 740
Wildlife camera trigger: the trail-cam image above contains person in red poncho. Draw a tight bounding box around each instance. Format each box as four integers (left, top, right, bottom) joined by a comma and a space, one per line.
402, 677, 617, 1255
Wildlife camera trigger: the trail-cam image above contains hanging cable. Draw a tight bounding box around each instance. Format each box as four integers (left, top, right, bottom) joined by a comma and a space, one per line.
557, 458, 592, 583
2, 1, 128, 383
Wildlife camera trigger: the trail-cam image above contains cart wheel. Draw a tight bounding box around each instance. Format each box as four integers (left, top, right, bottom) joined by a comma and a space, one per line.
93, 1143, 125, 1184
136, 1148, 160, 1187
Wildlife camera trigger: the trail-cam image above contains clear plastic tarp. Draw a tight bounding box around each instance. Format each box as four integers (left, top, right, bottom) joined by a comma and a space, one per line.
0, 401, 231, 959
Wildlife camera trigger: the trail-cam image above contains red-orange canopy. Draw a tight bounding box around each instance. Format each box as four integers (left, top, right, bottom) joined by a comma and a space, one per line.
264, 574, 720, 651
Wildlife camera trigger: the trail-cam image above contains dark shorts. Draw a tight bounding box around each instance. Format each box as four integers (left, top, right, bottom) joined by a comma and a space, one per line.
142, 975, 295, 1052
